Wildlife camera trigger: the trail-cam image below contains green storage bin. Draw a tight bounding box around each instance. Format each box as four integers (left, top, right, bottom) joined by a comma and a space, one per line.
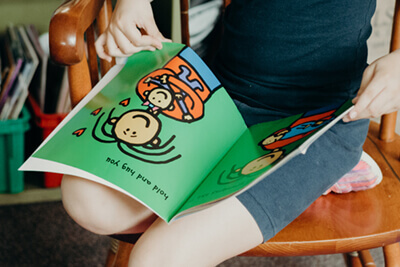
0, 107, 30, 193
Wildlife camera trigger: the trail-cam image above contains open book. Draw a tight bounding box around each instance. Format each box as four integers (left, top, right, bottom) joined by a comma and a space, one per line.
20, 43, 353, 222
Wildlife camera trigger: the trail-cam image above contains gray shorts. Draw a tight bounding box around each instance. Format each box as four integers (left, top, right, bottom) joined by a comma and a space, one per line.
234, 100, 369, 242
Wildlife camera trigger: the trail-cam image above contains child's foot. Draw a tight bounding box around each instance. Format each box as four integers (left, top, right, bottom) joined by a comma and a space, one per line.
323, 152, 383, 195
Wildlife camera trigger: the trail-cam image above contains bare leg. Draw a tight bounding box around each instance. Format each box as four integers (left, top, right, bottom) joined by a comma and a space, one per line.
62, 175, 263, 265
129, 197, 263, 267
61, 174, 157, 235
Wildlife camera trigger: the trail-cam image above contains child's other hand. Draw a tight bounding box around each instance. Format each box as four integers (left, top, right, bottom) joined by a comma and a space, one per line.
343, 49, 400, 122
95, 0, 171, 62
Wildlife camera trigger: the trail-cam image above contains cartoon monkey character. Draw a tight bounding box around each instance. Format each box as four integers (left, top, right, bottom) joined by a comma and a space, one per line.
110, 109, 162, 147
91, 108, 181, 164
218, 148, 285, 185
260, 129, 290, 147
137, 58, 213, 122
142, 87, 176, 115
241, 149, 284, 175
141, 73, 196, 121
141, 75, 185, 116
259, 105, 340, 151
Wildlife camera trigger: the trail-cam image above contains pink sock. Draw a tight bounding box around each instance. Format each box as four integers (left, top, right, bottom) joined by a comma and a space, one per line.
323, 152, 382, 195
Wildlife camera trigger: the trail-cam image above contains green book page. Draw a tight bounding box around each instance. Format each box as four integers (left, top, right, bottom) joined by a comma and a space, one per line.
173, 100, 353, 219
31, 43, 247, 222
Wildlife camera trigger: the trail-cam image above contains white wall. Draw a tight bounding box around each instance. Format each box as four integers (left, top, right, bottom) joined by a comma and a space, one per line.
367, 0, 399, 133
368, 0, 396, 62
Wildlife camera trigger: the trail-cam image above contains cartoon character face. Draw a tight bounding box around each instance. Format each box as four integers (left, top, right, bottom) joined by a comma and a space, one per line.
143, 88, 174, 110
110, 110, 161, 146
241, 149, 284, 175
261, 129, 288, 146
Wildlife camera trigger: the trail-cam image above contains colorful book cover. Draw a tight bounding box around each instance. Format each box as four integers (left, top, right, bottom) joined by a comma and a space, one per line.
20, 43, 353, 222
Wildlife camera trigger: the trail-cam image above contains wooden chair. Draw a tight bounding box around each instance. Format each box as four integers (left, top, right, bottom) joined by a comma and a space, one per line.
49, 0, 400, 266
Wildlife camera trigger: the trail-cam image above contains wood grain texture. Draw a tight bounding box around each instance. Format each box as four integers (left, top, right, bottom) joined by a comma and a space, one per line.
86, 24, 99, 87
383, 243, 400, 267
112, 242, 134, 267
380, 112, 398, 142
359, 250, 376, 266
344, 253, 363, 267
67, 54, 91, 107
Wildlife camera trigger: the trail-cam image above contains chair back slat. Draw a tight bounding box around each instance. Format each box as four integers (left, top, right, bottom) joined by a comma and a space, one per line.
390, 0, 400, 52
86, 24, 100, 87
180, 0, 190, 46
380, 0, 400, 142
380, 113, 398, 142
68, 54, 92, 107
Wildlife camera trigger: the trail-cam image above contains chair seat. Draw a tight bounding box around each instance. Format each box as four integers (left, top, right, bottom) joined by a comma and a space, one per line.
242, 121, 400, 257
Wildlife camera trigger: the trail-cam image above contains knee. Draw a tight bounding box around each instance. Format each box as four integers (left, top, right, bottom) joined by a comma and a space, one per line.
61, 174, 119, 235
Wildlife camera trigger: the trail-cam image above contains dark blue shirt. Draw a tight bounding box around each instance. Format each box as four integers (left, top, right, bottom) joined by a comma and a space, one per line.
213, 0, 376, 114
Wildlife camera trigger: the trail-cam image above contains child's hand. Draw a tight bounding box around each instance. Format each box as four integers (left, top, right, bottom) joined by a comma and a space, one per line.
95, 0, 171, 62
343, 49, 400, 122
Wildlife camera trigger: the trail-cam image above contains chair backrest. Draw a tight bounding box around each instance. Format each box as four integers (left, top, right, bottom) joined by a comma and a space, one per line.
49, 0, 399, 141
50, 0, 114, 107
381, 0, 400, 142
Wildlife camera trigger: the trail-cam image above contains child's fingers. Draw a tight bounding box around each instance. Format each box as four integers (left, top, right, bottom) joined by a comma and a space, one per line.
353, 90, 383, 120
142, 23, 168, 47
353, 85, 383, 119
343, 79, 384, 122
344, 50, 400, 122
366, 88, 399, 117
112, 29, 136, 54
111, 28, 154, 55
161, 37, 173, 43
355, 64, 376, 103
347, 82, 400, 122
105, 33, 130, 58
95, 34, 113, 62
123, 26, 163, 50
96, 30, 158, 62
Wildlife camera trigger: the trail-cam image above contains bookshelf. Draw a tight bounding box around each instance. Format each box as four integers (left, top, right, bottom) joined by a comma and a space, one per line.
0, 0, 64, 204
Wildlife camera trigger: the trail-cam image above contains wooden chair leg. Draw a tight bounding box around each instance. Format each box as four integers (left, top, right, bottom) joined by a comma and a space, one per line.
112, 241, 134, 267
105, 238, 119, 267
344, 252, 363, 267
359, 250, 376, 267
383, 243, 400, 267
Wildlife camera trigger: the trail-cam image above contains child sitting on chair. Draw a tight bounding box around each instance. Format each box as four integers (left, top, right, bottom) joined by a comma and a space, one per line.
61, 0, 400, 266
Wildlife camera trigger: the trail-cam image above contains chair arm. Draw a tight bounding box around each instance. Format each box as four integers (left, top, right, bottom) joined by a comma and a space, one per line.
49, 0, 105, 66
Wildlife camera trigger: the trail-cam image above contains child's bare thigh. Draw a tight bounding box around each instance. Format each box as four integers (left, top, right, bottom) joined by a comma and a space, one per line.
61, 174, 156, 234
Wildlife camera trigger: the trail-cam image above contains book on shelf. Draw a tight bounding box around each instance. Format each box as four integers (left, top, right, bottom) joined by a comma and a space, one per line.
25, 24, 49, 112
2, 25, 40, 120
0, 24, 70, 121
0, 25, 24, 117
20, 43, 353, 223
